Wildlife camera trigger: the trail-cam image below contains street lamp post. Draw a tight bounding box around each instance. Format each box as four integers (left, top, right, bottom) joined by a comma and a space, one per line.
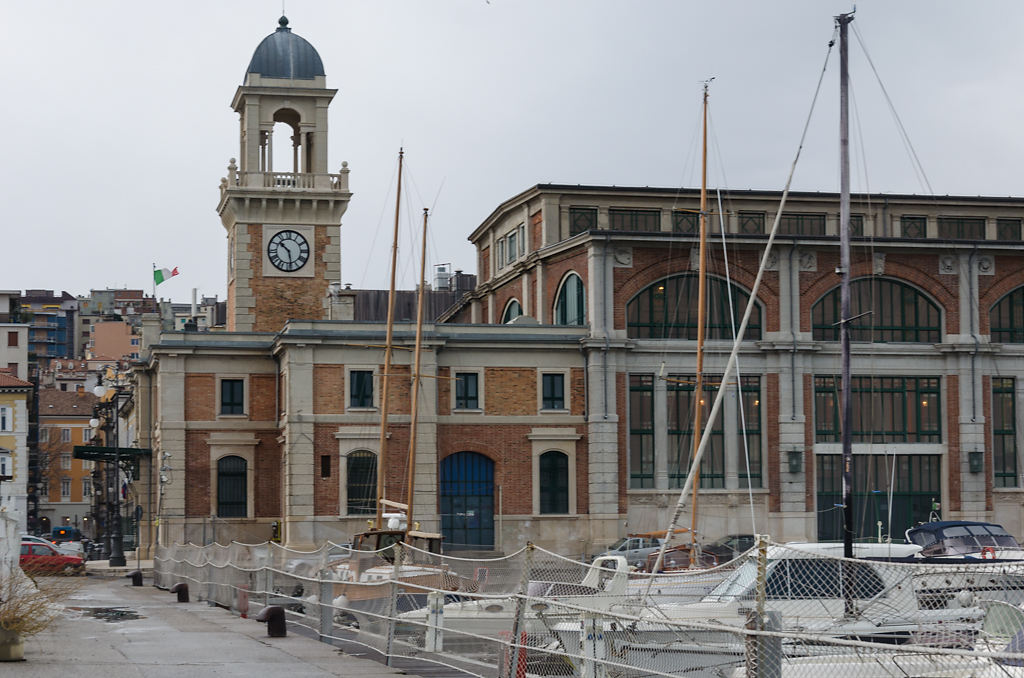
93, 385, 126, 567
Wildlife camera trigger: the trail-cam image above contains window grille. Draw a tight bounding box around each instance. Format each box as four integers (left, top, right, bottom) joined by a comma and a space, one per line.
812, 278, 940, 343
901, 215, 927, 239
629, 375, 654, 488
539, 451, 569, 514
569, 207, 597, 236
609, 208, 660, 232
627, 274, 761, 340
993, 378, 1018, 488
346, 451, 377, 515
814, 375, 941, 443
780, 213, 825, 235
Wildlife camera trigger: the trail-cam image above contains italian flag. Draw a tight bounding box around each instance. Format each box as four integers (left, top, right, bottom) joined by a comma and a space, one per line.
154, 266, 180, 285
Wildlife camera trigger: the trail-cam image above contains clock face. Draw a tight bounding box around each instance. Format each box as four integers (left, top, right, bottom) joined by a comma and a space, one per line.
267, 230, 310, 272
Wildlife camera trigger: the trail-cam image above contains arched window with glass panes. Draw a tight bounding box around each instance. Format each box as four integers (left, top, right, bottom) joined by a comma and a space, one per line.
502, 299, 522, 323
626, 274, 761, 340
812, 278, 940, 342
991, 286, 1024, 343
347, 450, 377, 515
554, 273, 586, 326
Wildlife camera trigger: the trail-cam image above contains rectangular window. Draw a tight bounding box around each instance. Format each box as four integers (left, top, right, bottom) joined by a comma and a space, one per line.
738, 376, 762, 488
779, 213, 826, 236
131, 337, 140, 346
997, 218, 1022, 241
667, 375, 725, 489
61, 428, 71, 443
609, 208, 660, 232
629, 375, 655, 489
814, 375, 941, 443
455, 372, 479, 410
6, 363, 16, 375
61, 478, 71, 498
220, 379, 245, 415
506, 231, 517, 265
82, 478, 92, 497
901, 215, 927, 239
39, 427, 48, 443
849, 214, 864, 237
672, 210, 699, 234
350, 370, 374, 408
61, 453, 71, 470
738, 211, 765, 234
321, 454, 331, 479
541, 373, 565, 410
0, 407, 9, 432
497, 239, 506, 269
518, 224, 526, 256
82, 428, 91, 443
6, 331, 17, 347
937, 216, 986, 240
569, 207, 597, 236
994, 378, 1018, 488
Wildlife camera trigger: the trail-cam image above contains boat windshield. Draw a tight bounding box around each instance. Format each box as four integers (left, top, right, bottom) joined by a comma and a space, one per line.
921, 524, 1022, 555
703, 560, 761, 601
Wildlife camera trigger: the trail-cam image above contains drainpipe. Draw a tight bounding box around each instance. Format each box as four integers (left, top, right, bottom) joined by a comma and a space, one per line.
968, 247, 979, 422
602, 234, 611, 420
789, 246, 798, 420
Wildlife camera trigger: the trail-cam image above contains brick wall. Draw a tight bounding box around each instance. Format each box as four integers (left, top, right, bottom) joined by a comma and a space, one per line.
314, 423, 339, 515
947, 374, 961, 513
543, 249, 589, 321
314, 365, 345, 414
767, 373, 781, 513
570, 368, 586, 416
385, 364, 411, 415
254, 431, 282, 517
437, 367, 451, 415
184, 375, 215, 421
480, 246, 490, 281
251, 374, 276, 421
484, 368, 536, 415
185, 430, 210, 517
531, 210, 542, 251
246, 224, 330, 332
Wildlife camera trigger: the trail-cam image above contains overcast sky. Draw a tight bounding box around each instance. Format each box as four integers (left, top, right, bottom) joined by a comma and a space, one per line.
5, 1, 1024, 301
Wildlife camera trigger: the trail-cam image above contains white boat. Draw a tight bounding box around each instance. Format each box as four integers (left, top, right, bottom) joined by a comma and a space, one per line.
550, 543, 987, 678
396, 555, 630, 640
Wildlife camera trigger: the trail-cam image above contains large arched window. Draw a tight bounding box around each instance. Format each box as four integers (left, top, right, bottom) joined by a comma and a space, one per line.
347, 451, 377, 515
217, 456, 247, 518
502, 299, 523, 323
554, 273, 586, 326
991, 286, 1024, 343
626, 274, 761, 340
812, 278, 940, 342
539, 451, 569, 514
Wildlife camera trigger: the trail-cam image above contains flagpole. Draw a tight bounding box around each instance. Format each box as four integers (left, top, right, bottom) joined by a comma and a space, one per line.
152, 263, 156, 302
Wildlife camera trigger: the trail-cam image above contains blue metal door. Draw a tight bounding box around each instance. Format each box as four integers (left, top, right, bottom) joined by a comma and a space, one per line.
440, 452, 494, 549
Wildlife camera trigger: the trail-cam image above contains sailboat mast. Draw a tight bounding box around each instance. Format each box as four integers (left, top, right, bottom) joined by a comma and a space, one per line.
689, 82, 710, 565
405, 208, 429, 531
838, 13, 855, 560
376, 148, 404, 530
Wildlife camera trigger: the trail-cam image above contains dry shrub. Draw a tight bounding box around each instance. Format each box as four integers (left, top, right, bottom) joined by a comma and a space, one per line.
0, 570, 81, 636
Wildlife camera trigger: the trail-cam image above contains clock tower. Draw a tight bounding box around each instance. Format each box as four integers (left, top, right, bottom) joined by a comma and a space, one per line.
218, 16, 352, 332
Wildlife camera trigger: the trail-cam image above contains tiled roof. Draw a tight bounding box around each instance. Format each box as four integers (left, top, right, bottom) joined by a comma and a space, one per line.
0, 373, 32, 388
38, 388, 98, 415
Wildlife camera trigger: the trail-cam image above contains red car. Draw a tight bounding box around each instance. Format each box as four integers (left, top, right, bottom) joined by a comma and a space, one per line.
20, 540, 86, 576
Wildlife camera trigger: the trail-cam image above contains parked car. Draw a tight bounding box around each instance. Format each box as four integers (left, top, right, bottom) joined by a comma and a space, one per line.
22, 533, 87, 558
20, 540, 86, 575
50, 526, 83, 543
599, 533, 667, 568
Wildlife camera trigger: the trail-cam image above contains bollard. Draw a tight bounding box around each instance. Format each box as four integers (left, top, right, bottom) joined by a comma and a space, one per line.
255, 605, 286, 637
425, 590, 444, 652
126, 570, 143, 587
170, 582, 190, 603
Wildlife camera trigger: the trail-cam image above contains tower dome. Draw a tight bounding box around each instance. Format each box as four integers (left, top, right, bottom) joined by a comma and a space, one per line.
245, 16, 325, 80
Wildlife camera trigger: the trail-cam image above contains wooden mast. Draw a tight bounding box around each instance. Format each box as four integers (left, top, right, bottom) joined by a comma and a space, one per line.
837, 11, 855, 561
375, 148, 404, 530
689, 82, 710, 565
405, 208, 429, 531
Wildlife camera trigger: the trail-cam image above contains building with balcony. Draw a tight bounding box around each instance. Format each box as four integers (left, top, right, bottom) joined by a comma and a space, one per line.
21, 290, 78, 359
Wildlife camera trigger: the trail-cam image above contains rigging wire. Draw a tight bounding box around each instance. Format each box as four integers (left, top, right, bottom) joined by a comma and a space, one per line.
646, 26, 838, 589
851, 23, 934, 195
359, 157, 402, 288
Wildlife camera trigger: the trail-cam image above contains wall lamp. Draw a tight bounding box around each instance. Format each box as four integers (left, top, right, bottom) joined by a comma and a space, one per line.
787, 448, 803, 475
968, 450, 984, 474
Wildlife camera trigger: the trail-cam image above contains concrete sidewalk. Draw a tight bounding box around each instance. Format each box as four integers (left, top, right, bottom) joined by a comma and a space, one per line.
8, 575, 419, 677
